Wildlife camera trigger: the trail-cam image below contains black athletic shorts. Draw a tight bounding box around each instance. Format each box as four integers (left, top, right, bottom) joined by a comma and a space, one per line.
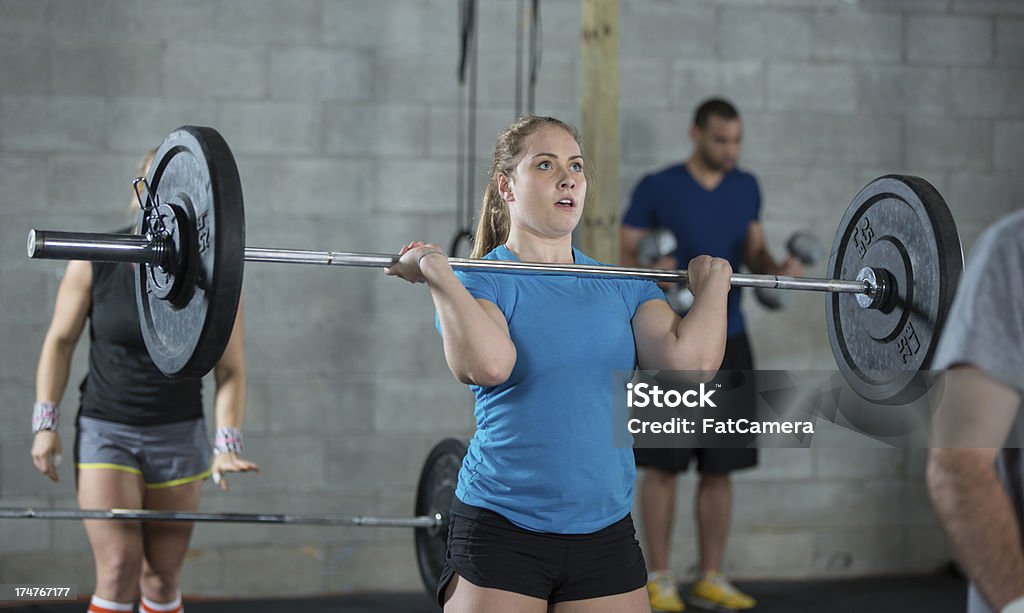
436, 498, 647, 606
633, 332, 759, 475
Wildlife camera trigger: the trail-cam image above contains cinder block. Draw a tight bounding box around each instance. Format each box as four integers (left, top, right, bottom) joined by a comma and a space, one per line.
325, 434, 435, 491
163, 43, 268, 100
222, 544, 327, 595
810, 10, 903, 63
215, 101, 322, 156
812, 528, 908, 575
907, 15, 994, 66
371, 160, 457, 215
0, 96, 107, 153
323, 104, 429, 157
0, 549, 95, 591
742, 112, 903, 167
107, 0, 220, 44
46, 153, 139, 212
724, 530, 816, 578
719, 8, 813, 61
757, 166, 864, 224
372, 378, 475, 434
947, 171, 1024, 224
371, 53, 459, 105
620, 3, 717, 60
952, 0, 1024, 15
621, 59, 673, 111
325, 541, 422, 592
950, 68, 1024, 118
235, 156, 374, 218
732, 479, 911, 530
996, 19, 1024, 66
102, 99, 220, 154
670, 60, 766, 113
621, 109, 690, 165
212, 0, 323, 45
0, 39, 50, 95
48, 0, 116, 42
270, 47, 372, 102
0, 154, 49, 212
241, 434, 326, 492
814, 448, 906, 479
732, 448, 814, 481
0, 378, 35, 440
322, 0, 457, 56
767, 63, 857, 113
994, 120, 1024, 170
853, 0, 951, 10
179, 548, 226, 595
906, 117, 992, 171
426, 106, 520, 158
855, 66, 951, 117
0, 0, 49, 38
52, 42, 163, 97
0, 496, 51, 552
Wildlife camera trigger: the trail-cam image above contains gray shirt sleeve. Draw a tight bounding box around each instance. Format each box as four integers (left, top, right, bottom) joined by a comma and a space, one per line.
932, 211, 1024, 394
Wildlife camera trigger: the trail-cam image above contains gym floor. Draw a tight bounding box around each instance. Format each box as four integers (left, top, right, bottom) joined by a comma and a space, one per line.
1, 571, 966, 612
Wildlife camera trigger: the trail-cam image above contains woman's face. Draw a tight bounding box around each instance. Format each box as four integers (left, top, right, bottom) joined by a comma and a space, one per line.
501, 125, 586, 239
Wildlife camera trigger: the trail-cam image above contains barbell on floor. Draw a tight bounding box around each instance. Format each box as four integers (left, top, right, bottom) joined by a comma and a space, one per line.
25, 125, 963, 404
0, 438, 466, 597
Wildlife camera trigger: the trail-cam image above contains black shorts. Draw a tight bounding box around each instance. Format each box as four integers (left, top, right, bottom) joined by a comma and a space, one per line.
436, 498, 647, 606
634, 332, 759, 475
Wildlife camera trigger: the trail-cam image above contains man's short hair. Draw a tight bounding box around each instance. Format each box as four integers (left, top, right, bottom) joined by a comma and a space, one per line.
693, 98, 740, 128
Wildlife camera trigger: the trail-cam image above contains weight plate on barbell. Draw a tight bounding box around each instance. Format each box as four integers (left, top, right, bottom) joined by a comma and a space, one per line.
136, 126, 245, 378
414, 437, 467, 597
826, 175, 962, 405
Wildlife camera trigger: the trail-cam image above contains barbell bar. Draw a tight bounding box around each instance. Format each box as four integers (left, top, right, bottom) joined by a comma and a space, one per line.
0, 506, 441, 529
28, 231, 875, 296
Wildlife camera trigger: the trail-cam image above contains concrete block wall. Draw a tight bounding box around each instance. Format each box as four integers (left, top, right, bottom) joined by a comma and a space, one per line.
0, 0, 1021, 597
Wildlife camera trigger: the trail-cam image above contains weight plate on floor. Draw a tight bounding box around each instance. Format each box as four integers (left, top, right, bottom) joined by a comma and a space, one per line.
414, 438, 467, 597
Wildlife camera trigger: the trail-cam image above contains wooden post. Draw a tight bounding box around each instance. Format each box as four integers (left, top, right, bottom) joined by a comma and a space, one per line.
580, 0, 619, 263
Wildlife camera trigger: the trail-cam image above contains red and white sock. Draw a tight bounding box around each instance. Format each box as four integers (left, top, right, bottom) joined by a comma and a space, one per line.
87, 595, 133, 613
140, 592, 183, 613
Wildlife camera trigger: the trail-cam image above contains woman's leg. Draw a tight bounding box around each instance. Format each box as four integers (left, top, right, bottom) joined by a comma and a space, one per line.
550, 587, 651, 613
139, 480, 203, 605
444, 573, 548, 613
78, 468, 146, 603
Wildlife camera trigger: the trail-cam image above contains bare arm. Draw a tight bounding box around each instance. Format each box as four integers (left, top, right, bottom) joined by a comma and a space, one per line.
744, 221, 800, 276
387, 243, 516, 387
632, 257, 731, 373
209, 298, 258, 490
32, 260, 92, 481
928, 365, 1024, 611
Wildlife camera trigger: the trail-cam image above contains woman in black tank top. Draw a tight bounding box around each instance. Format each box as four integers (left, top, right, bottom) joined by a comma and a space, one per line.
29, 150, 258, 613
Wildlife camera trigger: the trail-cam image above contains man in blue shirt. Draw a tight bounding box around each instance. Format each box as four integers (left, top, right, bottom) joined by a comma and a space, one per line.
621, 99, 801, 612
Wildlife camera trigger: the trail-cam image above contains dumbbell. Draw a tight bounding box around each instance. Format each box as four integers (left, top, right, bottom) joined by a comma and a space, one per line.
754, 230, 823, 310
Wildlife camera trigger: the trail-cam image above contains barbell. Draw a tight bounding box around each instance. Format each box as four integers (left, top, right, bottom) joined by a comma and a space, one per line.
0, 437, 466, 597
26, 125, 962, 404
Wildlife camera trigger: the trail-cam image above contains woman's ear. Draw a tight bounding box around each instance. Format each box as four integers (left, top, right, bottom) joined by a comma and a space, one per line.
497, 173, 515, 203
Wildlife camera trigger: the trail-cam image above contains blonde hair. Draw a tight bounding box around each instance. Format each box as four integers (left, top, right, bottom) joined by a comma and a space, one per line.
470, 115, 582, 259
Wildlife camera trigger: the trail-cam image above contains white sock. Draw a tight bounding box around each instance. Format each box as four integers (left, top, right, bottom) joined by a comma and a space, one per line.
88, 594, 134, 612
140, 592, 183, 613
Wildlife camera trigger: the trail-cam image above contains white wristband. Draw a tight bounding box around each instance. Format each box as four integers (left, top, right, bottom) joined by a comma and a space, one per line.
1002, 596, 1024, 613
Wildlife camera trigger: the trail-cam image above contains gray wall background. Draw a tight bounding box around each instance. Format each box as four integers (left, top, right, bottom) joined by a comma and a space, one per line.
1, 0, 1022, 597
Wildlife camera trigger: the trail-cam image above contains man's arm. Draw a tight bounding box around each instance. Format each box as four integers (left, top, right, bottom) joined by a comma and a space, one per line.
743, 221, 800, 276
928, 365, 1024, 611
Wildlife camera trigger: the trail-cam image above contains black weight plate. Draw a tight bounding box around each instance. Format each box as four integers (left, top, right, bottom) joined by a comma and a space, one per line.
826, 175, 962, 404
136, 126, 245, 378
414, 438, 467, 598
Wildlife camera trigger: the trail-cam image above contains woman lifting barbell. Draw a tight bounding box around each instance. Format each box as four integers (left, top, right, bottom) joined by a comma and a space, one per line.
386, 114, 732, 613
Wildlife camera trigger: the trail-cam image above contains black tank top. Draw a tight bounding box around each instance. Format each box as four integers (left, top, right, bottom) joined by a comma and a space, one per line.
78, 242, 203, 425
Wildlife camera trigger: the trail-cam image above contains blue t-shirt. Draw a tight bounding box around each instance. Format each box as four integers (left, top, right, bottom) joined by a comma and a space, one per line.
623, 164, 761, 337
440, 245, 665, 534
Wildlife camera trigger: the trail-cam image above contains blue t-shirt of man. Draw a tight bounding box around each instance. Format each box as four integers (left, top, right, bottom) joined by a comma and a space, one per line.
439, 245, 665, 534
623, 164, 761, 337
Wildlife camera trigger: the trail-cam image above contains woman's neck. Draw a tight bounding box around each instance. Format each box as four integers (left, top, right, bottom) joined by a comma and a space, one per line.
504, 230, 574, 264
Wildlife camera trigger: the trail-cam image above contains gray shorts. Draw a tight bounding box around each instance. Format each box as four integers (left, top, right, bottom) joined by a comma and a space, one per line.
75, 415, 212, 488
